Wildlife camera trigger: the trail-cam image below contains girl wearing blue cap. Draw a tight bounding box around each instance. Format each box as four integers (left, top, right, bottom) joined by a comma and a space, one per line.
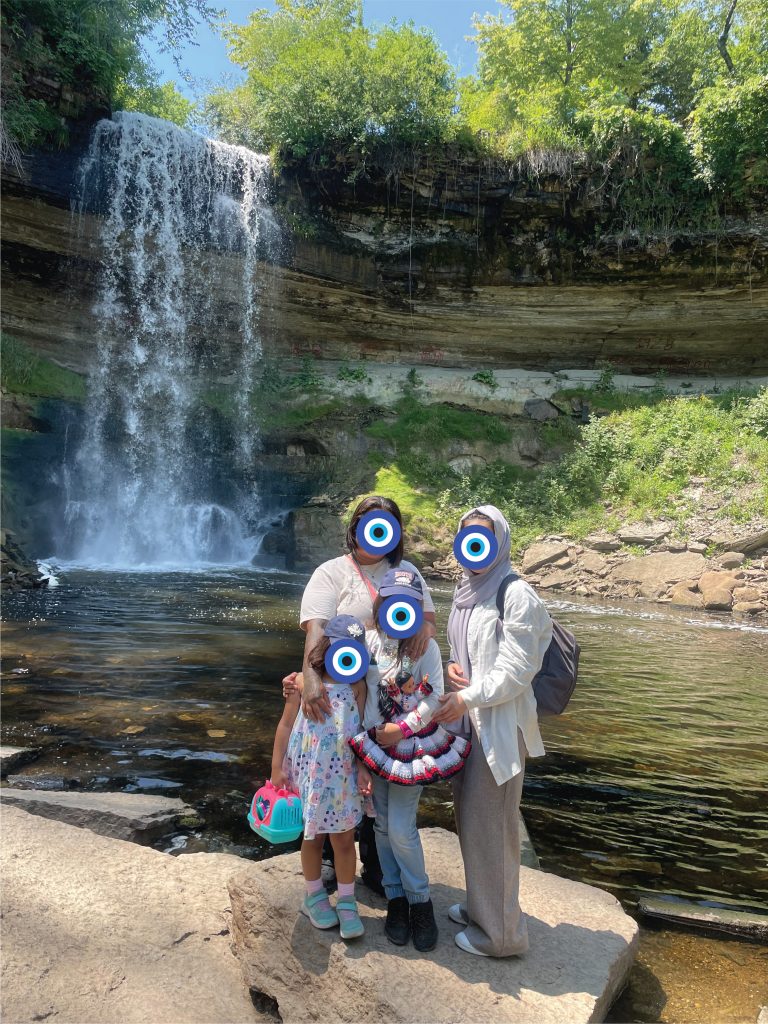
270, 614, 374, 940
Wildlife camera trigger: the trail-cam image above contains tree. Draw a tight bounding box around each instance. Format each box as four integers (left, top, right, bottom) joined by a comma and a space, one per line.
206, 0, 458, 157
1, 0, 218, 148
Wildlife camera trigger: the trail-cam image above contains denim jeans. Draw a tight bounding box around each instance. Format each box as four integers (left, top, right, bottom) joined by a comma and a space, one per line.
371, 774, 429, 904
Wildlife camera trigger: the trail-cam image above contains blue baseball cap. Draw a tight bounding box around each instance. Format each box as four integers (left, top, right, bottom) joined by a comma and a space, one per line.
379, 568, 424, 601
323, 614, 367, 643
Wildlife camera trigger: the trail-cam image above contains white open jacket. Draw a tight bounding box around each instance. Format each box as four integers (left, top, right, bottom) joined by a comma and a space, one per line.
451, 578, 553, 785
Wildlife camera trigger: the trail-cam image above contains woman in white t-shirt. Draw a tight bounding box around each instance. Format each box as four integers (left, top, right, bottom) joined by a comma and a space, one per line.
283, 495, 437, 890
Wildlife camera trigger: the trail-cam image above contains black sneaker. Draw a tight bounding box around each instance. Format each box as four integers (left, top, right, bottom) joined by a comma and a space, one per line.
384, 896, 410, 946
410, 899, 438, 952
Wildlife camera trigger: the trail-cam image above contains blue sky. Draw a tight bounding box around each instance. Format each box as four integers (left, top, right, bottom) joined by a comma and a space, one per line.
145, 1, 502, 100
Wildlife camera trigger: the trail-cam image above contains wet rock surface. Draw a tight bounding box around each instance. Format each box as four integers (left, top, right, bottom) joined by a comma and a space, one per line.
1, 804, 262, 1024
229, 827, 638, 1024
0, 788, 202, 844
0, 530, 47, 591
0, 745, 41, 777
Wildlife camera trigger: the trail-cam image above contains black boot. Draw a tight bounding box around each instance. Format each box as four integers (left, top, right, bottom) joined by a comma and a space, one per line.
410, 899, 438, 952
384, 896, 410, 946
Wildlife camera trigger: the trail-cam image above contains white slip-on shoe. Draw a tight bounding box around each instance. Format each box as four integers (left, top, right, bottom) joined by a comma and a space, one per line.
455, 930, 490, 957
448, 903, 469, 926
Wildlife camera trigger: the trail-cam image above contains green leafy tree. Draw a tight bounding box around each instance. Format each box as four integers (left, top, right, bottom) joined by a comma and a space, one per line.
205, 0, 457, 158
115, 75, 195, 127
688, 74, 768, 199
1, 0, 217, 148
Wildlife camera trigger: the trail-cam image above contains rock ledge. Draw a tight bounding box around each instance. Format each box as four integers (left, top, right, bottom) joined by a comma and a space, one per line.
229, 827, 638, 1024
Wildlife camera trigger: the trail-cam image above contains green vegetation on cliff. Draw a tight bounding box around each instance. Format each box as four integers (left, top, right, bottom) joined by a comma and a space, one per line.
355, 387, 768, 556
0, 0, 214, 155
1, 337, 86, 402
206, 0, 766, 222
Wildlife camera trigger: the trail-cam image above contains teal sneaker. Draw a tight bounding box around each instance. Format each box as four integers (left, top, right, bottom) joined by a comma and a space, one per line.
302, 890, 339, 930
336, 898, 365, 940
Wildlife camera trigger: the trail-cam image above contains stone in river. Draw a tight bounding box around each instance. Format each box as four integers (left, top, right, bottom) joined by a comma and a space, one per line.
229, 827, 638, 1024
733, 601, 763, 615
0, 788, 201, 843
610, 552, 706, 587
702, 589, 734, 611
0, 745, 40, 778
522, 541, 570, 573
1, 804, 261, 1024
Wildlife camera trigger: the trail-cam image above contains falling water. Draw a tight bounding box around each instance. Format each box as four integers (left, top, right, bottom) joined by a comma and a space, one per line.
62, 112, 281, 567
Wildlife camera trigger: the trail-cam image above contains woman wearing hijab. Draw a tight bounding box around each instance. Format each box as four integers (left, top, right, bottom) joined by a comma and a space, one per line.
432, 505, 553, 958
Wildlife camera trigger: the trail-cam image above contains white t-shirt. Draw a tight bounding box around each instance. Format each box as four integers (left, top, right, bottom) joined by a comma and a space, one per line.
362, 633, 444, 731
299, 554, 435, 630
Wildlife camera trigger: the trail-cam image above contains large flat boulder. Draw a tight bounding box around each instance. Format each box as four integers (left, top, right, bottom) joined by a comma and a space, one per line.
1, 804, 262, 1024
229, 828, 638, 1024
0, 788, 201, 843
609, 551, 706, 587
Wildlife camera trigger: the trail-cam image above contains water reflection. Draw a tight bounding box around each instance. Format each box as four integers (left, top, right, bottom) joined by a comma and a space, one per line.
2, 571, 767, 910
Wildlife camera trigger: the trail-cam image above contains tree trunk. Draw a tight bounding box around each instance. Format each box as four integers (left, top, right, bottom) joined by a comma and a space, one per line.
717, 0, 738, 76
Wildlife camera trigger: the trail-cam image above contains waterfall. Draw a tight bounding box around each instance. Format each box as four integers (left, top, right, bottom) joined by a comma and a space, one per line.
62, 112, 281, 568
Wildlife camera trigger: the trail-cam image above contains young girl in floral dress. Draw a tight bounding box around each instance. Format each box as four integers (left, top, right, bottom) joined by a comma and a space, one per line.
271, 615, 373, 940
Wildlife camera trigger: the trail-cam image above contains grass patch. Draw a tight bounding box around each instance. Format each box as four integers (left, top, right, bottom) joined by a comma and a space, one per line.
349, 388, 768, 557
366, 399, 511, 448
1, 336, 87, 402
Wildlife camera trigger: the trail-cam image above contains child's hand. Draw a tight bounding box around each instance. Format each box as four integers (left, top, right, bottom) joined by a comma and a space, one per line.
357, 765, 373, 797
281, 671, 302, 699
271, 768, 289, 790
375, 723, 402, 747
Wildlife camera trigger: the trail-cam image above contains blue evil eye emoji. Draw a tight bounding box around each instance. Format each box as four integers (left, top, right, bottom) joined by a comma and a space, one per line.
356, 510, 401, 556
325, 641, 370, 683
453, 525, 498, 570
378, 596, 423, 639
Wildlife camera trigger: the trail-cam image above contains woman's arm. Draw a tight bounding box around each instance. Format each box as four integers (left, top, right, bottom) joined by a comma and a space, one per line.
301, 618, 333, 722
458, 587, 552, 710
270, 690, 301, 788
352, 679, 367, 720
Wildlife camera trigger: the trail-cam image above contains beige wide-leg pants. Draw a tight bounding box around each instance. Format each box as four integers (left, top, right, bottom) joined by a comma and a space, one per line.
452, 726, 528, 957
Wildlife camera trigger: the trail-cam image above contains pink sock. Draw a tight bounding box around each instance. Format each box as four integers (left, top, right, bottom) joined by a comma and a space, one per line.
337, 882, 357, 920
306, 878, 324, 896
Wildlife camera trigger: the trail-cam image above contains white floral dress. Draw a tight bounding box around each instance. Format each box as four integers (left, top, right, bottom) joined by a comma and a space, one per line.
284, 682, 374, 839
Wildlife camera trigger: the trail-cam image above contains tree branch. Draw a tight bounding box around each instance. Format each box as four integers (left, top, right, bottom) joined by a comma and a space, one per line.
717, 0, 738, 76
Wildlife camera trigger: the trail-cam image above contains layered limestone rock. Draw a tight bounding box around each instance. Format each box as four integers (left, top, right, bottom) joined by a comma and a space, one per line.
2, 144, 767, 380
229, 827, 638, 1024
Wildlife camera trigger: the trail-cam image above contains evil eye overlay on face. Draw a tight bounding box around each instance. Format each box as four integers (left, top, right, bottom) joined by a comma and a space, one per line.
453, 525, 499, 570
356, 510, 402, 556
378, 595, 423, 639
325, 640, 370, 683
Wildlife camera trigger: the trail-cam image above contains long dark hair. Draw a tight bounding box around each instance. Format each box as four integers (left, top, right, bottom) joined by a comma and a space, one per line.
307, 635, 331, 677
346, 495, 404, 567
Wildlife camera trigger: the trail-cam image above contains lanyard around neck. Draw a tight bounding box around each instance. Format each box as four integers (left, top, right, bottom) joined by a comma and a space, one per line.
347, 554, 379, 603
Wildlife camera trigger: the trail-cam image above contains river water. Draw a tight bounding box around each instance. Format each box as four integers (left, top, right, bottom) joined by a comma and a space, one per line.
2, 569, 767, 1018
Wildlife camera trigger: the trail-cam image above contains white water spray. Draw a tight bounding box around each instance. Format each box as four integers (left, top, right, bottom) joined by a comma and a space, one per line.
64, 112, 281, 567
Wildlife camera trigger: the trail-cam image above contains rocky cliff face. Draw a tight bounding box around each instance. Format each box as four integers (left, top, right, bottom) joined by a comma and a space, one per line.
2, 124, 767, 568
2, 138, 767, 379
